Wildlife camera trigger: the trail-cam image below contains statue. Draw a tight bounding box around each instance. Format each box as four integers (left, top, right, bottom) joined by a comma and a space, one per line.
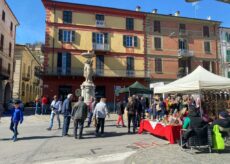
83, 59, 93, 83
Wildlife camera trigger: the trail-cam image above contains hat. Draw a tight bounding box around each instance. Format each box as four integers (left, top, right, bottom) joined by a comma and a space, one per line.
13, 99, 21, 104
219, 111, 229, 119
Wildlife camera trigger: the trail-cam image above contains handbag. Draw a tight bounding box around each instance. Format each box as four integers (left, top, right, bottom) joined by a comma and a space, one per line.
93, 116, 97, 127
212, 125, 225, 150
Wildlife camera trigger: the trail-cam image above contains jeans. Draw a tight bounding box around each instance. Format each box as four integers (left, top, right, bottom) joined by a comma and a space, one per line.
10, 121, 18, 140
87, 112, 93, 126
128, 114, 136, 133
62, 116, 71, 136
116, 114, 124, 126
74, 119, 84, 138
42, 104, 47, 114
96, 118, 105, 134
35, 102, 39, 115
49, 112, 61, 129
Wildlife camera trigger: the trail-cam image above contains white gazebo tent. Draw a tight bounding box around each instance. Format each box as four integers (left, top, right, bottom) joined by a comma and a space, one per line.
154, 66, 230, 94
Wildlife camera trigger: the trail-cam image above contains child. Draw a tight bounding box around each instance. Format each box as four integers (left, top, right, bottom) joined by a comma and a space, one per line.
10, 100, 24, 142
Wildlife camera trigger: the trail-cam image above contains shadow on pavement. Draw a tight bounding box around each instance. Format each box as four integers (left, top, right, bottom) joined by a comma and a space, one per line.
81, 130, 130, 139
1, 135, 61, 141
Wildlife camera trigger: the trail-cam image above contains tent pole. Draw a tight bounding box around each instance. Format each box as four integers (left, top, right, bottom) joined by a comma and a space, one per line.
198, 89, 203, 118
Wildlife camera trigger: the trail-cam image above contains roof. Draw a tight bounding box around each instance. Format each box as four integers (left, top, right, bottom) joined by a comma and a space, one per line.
42, 0, 221, 24
3, 0, 19, 25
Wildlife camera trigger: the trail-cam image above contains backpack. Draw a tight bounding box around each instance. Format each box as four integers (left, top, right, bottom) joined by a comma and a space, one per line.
212, 125, 225, 150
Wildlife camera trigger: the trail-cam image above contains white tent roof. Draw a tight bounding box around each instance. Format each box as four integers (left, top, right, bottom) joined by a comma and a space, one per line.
154, 66, 230, 93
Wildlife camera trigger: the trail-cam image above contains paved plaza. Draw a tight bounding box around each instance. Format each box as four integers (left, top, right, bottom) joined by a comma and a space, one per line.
1, 111, 230, 164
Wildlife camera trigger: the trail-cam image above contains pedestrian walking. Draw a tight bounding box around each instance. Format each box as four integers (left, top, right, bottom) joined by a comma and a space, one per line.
93, 98, 109, 137
47, 95, 62, 130
62, 94, 73, 136
87, 97, 96, 127
126, 97, 136, 134
71, 96, 88, 139
116, 99, 126, 127
41, 96, 48, 114
35, 95, 40, 115
10, 100, 24, 142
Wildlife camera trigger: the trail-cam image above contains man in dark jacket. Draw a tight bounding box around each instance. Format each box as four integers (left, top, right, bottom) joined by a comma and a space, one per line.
126, 97, 137, 133
71, 96, 88, 139
116, 99, 125, 127
62, 94, 73, 136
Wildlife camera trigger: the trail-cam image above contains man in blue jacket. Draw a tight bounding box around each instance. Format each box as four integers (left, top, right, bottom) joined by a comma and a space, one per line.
62, 94, 73, 136
10, 99, 24, 142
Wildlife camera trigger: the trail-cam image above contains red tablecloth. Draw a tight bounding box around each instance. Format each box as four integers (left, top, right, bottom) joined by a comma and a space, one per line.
138, 120, 182, 144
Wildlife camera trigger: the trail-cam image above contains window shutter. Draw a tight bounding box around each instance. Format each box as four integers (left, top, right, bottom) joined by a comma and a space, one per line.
66, 53, 71, 73
134, 36, 138, 47
58, 29, 63, 41
72, 31, 75, 42
104, 33, 108, 44
57, 52, 62, 68
123, 35, 127, 47
92, 32, 96, 43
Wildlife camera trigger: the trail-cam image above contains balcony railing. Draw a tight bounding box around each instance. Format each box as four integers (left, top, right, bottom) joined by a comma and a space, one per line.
93, 43, 110, 51
178, 49, 194, 58
0, 67, 10, 80
44, 68, 149, 78
22, 73, 30, 81
178, 30, 188, 36
96, 20, 105, 27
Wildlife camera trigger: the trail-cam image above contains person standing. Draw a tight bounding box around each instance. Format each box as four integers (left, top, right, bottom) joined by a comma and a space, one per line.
10, 100, 24, 142
126, 97, 136, 134
116, 99, 126, 127
93, 98, 109, 137
41, 96, 48, 115
62, 94, 73, 136
47, 95, 62, 130
35, 95, 40, 115
71, 96, 88, 139
87, 97, 96, 127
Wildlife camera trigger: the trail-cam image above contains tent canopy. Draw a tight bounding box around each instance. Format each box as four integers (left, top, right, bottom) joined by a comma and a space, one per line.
119, 81, 152, 94
155, 66, 230, 94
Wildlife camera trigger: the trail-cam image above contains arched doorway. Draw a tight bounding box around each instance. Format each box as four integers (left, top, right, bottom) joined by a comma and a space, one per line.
4, 83, 11, 109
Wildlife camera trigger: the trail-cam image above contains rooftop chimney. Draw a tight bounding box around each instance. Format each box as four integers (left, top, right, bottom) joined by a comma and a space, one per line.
152, 9, 158, 14
136, 6, 141, 12
174, 11, 180, 16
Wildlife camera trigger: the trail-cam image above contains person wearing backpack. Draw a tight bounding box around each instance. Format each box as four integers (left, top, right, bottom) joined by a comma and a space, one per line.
71, 96, 88, 139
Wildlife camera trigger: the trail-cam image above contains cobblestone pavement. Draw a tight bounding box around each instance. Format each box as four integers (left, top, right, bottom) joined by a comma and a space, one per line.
1, 111, 230, 164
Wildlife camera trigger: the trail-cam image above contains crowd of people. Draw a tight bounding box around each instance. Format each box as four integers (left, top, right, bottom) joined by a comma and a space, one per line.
7, 93, 230, 144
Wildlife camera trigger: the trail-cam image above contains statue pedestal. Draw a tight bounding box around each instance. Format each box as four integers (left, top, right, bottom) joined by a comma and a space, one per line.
81, 81, 95, 105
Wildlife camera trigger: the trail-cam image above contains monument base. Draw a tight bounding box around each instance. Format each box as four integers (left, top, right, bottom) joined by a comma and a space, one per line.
81, 81, 95, 105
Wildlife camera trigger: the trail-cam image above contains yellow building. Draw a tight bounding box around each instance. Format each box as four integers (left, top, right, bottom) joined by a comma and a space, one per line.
0, 0, 19, 111
42, 0, 147, 102
13, 45, 42, 103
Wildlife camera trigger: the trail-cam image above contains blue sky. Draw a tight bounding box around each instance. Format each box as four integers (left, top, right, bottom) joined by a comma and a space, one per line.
6, 0, 230, 44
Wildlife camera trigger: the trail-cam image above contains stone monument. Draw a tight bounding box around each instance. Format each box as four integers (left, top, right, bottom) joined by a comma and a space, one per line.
81, 51, 95, 105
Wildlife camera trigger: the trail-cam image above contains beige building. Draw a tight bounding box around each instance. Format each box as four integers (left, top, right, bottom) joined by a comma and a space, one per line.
0, 0, 19, 111
13, 44, 42, 103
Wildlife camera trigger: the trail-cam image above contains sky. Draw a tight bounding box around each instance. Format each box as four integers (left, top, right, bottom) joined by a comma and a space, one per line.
6, 0, 230, 44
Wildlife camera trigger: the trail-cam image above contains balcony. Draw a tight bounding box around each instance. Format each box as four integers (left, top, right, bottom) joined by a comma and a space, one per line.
93, 43, 110, 51
96, 20, 105, 27
178, 30, 188, 36
22, 73, 30, 81
0, 67, 10, 80
45, 68, 83, 76
178, 49, 194, 58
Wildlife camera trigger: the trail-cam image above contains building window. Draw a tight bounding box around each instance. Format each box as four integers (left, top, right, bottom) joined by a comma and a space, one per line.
63, 11, 72, 24
58, 29, 75, 43
96, 55, 104, 76
178, 39, 187, 50
92, 33, 108, 44
203, 26, 210, 37
0, 34, 4, 51
2, 10, 5, 22
126, 18, 134, 30
225, 32, 230, 43
154, 20, 161, 33
228, 72, 230, 78
8, 63, 10, 74
9, 42, 12, 57
127, 57, 134, 76
57, 52, 71, 75
155, 58, 162, 73
226, 50, 230, 62
179, 24, 186, 33
203, 61, 210, 71
154, 37, 161, 50
10, 22, 13, 32
204, 41, 211, 53
123, 35, 138, 47
96, 14, 105, 27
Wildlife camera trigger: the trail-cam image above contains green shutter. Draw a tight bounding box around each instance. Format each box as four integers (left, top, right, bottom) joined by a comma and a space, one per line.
104, 33, 108, 44
227, 50, 230, 62
92, 32, 96, 43
123, 35, 126, 47
228, 72, 230, 78
134, 36, 138, 47
72, 31, 75, 42
58, 29, 63, 41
